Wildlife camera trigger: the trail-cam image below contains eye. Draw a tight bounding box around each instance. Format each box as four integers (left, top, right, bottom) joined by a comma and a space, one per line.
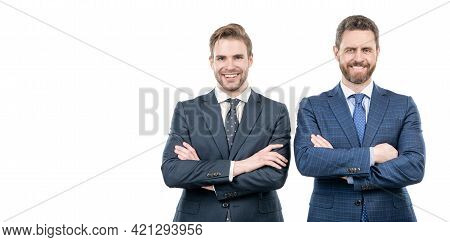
362, 48, 372, 53
216, 56, 224, 61
345, 49, 354, 53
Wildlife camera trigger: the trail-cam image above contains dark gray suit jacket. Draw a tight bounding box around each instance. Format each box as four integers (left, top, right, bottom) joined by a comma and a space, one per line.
162, 89, 290, 222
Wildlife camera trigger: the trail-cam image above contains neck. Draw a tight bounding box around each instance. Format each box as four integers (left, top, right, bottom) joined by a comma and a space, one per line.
219, 81, 248, 98
342, 78, 371, 93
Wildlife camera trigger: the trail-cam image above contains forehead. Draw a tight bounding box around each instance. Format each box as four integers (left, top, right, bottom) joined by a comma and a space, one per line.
213, 38, 248, 56
340, 30, 377, 49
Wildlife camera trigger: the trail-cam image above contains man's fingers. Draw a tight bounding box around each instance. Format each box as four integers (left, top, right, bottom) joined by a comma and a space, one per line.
311, 135, 325, 147
311, 134, 332, 148
175, 149, 189, 159
262, 159, 282, 169
183, 142, 197, 154
263, 144, 284, 151
314, 135, 328, 147
182, 143, 200, 160
175, 146, 196, 160
317, 135, 333, 148
177, 154, 189, 160
264, 160, 282, 170
175, 146, 191, 156
270, 152, 288, 163
264, 155, 287, 167
202, 185, 214, 191
311, 136, 321, 147
174, 148, 184, 155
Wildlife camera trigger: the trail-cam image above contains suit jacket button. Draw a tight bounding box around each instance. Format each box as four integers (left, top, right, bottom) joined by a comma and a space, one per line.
217, 172, 222, 176
222, 202, 229, 208
354, 200, 362, 206
356, 168, 361, 171
233, 192, 238, 196
207, 173, 212, 178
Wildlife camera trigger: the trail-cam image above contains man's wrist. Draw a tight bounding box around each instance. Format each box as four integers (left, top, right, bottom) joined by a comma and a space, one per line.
369, 147, 375, 166
229, 161, 235, 182
233, 160, 246, 176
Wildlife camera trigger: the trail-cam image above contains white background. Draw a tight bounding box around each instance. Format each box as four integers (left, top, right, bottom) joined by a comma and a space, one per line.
1, 0, 449, 241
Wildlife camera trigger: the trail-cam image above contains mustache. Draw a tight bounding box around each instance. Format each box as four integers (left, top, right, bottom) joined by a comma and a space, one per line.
219, 68, 242, 74
348, 61, 369, 68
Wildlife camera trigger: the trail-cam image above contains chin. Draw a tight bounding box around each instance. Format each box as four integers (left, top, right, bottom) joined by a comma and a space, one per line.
223, 86, 240, 92
349, 77, 370, 84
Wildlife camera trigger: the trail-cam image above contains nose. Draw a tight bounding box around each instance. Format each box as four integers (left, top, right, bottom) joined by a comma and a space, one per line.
224, 58, 236, 69
353, 49, 364, 62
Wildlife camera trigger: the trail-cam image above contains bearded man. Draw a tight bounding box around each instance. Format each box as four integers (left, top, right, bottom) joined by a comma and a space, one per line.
294, 15, 425, 222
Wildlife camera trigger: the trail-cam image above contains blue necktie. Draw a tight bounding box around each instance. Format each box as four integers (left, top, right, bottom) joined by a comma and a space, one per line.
352, 94, 366, 145
352, 93, 369, 222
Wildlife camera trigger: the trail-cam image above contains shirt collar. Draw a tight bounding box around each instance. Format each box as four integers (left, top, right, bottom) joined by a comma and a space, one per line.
340, 80, 374, 99
214, 84, 251, 104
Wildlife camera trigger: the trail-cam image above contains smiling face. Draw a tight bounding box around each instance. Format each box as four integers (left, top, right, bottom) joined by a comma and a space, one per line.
334, 30, 379, 85
209, 38, 253, 96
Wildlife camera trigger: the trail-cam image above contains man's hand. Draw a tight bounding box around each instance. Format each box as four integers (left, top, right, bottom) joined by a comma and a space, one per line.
202, 185, 214, 191
233, 144, 288, 177
311, 134, 346, 179
174, 142, 200, 160
373, 143, 398, 164
311, 134, 333, 148
174, 142, 213, 191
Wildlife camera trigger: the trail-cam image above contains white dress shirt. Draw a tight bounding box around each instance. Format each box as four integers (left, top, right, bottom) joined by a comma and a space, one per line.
214, 85, 252, 182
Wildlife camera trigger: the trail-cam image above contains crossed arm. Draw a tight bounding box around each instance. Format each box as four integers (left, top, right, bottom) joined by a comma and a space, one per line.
162, 102, 291, 200
175, 142, 288, 191
294, 97, 425, 191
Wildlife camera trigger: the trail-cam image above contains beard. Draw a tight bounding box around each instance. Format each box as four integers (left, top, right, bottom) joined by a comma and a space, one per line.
339, 60, 376, 84
214, 68, 249, 93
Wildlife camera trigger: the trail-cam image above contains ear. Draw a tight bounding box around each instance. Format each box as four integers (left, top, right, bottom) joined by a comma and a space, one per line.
248, 54, 253, 67
333, 46, 339, 61
209, 55, 214, 69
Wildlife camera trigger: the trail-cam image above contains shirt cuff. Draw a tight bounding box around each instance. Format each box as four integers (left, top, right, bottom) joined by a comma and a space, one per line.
346, 177, 354, 184
229, 161, 235, 182
369, 147, 375, 166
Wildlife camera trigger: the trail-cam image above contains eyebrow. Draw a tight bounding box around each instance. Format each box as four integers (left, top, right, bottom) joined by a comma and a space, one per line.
215, 54, 245, 59
343, 46, 374, 51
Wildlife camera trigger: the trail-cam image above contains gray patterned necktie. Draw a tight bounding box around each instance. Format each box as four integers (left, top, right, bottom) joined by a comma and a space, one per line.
225, 98, 240, 150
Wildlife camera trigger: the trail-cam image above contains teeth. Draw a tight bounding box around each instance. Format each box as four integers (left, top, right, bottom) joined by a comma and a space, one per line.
224, 74, 238, 78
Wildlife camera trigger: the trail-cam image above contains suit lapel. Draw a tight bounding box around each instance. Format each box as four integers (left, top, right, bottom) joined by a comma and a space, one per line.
229, 90, 262, 160
200, 90, 229, 159
363, 84, 389, 147
327, 85, 361, 148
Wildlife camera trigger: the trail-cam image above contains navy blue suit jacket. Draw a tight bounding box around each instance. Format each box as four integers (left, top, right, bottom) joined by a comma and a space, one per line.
294, 83, 425, 222
162, 89, 290, 222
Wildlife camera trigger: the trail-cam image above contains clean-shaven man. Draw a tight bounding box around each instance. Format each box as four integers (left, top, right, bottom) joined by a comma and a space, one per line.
162, 23, 290, 222
294, 15, 425, 222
